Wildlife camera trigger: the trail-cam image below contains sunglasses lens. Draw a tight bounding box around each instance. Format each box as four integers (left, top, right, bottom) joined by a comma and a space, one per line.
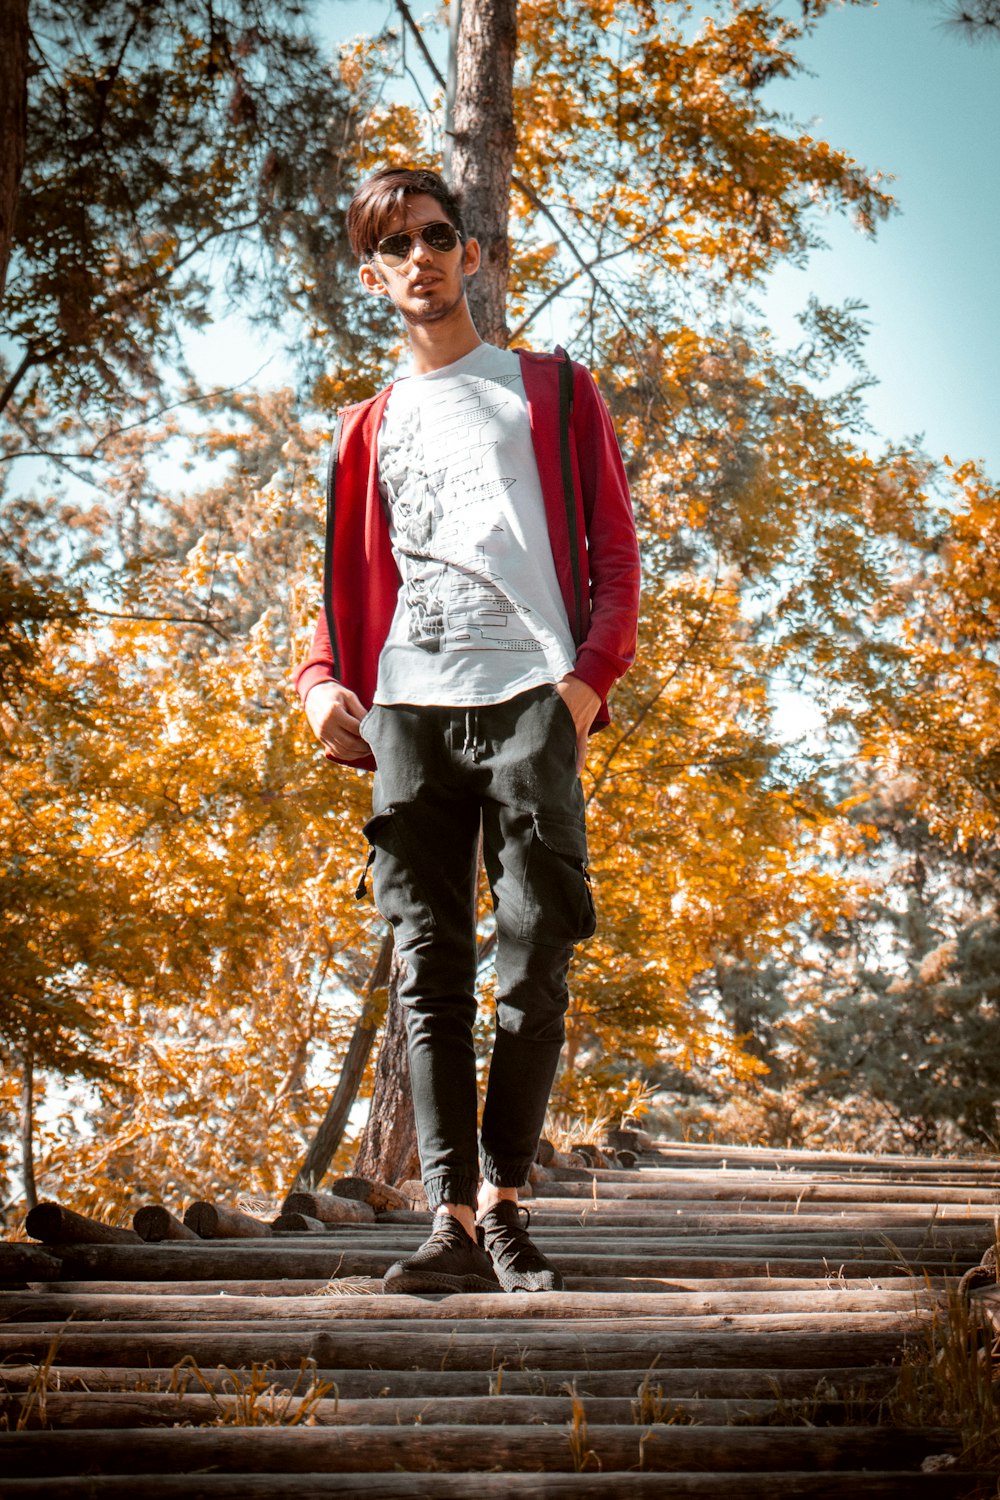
422, 222, 459, 252
374, 222, 460, 265
376, 232, 411, 267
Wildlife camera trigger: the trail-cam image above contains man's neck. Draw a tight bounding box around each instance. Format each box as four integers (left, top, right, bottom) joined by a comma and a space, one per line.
406, 306, 483, 374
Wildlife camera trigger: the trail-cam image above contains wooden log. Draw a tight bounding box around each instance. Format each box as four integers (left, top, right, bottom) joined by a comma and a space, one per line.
534, 1137, 556, 1167
25, 1244, 973, 1284
328, 1177, 411, 1214
0, 1472, 985, 1498
393, 1179, 429, 1210
535, 1179, 1000, 1204
604, 1128, 640, 1152
530, 1197, 1000, 1221
645, 1139, 1000, 1170
132, 1206, 199, 1243
271, 1213, 328, 1233
280, 1192, 376, 1225
183, 1202, 272, 1239
0, 1325, 925, 1372
29, 1274, 950, 1299
0, 1388, 877, 1430
0, 1361, 902, 1401
24, 1203, 139, 1246
371, 1206, 994, 1237
0, 1288, 944, 1326
0, 1422, 961, 1476
620, 1118, 654, 1148
617, 1149, 638, 1170
0, 1242, 63, 1281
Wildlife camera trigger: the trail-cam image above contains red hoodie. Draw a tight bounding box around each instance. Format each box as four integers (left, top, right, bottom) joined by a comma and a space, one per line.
294, 348, 641, 771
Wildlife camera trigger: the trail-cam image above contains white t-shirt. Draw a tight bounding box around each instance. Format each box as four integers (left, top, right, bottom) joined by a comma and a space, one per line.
373, 343, 576, 707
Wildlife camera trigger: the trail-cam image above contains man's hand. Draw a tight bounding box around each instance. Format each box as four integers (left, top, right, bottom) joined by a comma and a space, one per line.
304, 680, 371, 760
555, 674, 601, 775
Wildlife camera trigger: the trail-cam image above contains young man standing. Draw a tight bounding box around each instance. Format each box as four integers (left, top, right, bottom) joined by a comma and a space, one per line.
296, 167, 640, 1295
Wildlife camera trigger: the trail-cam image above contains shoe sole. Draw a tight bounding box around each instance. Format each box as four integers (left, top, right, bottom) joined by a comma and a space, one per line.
382, 1269, 502, 1295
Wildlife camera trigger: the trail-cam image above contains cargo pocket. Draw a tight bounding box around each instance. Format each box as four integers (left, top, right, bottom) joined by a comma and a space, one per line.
517, 812, 597, 947
359, 804, 436, 942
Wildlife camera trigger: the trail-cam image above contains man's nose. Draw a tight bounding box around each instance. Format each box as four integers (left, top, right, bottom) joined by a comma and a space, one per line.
410, 232, 434, 262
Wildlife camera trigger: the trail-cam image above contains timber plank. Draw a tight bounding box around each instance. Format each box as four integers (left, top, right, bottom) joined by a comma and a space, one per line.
0, 1475, 989, 1498
3, 1138, 995, 1496
24, 1246, 976, 1282
0, 1288, 946, 1323
0, 1389, 881, 1429
30, 1274, 950, 1296
0, 1326, 922, 1370
0, 1423, 962, 1475
0, 1363, 903, 1399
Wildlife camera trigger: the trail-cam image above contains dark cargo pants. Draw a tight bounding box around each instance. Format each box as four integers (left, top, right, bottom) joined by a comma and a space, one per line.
359, 685, 596, 1210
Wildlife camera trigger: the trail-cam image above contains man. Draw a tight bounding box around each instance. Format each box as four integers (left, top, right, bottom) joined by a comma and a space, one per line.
296, 166, 640, 1294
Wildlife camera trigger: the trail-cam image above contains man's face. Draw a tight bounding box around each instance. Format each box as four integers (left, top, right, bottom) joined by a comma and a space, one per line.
359, 192, 480, 326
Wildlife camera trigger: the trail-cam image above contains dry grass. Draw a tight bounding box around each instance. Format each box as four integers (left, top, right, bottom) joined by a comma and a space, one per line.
631, 1368, 696, 1426
564, 1382, 600, 1472
889, 1283, 1000, 1470
170, 1355, 336, 1427
320, 1276, 381, 1296
3, 1329, 63, 1430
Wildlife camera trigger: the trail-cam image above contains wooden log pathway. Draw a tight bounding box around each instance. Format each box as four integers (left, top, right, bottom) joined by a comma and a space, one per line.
1, 1137, 998, 1496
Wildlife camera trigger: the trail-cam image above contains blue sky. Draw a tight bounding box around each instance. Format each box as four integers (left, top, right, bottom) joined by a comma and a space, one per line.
764, 0, 1000, 472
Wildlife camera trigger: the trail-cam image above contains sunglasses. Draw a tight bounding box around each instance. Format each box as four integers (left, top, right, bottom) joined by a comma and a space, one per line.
371, 220, 462, 267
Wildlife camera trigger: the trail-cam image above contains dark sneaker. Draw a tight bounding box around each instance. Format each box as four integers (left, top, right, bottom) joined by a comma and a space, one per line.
382, 1209, 502, 1295
479, 1201, 565, 1292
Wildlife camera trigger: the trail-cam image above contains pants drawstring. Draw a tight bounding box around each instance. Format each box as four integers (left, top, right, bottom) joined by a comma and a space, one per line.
462, 708, 482, 762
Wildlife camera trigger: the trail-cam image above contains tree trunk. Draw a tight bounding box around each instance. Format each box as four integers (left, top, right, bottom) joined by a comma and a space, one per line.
19, 1049, 38, 1212
292, 928, 394, 1193
352, 952, 420, 1186
450, 0, 517, 347
0, 0, 29, 306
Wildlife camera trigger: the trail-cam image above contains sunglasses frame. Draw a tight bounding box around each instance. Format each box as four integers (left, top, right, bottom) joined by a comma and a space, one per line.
371, 220, 464, 267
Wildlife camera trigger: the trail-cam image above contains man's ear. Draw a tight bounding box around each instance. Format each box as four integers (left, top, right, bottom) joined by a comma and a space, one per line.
359, 261, 387, 295
462, 237, 481, 278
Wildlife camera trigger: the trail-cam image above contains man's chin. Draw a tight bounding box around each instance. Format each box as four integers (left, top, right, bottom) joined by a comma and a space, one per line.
395, 281, 467, 327
400, 298, 461, 327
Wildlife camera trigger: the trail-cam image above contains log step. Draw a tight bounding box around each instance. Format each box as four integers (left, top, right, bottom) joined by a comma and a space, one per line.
0, 1423, 963, 1475
0, 1325, 928, 1370
1, 1389, 888, 1429
3, 1139, 994, 1493
0, 1363, 903, 1399
0, 1473, 987, 1498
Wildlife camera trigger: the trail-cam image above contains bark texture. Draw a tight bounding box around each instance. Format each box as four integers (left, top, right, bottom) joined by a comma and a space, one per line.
449, 0, 517, 347
352, 952, 420, 1187
0, 0, 28, 307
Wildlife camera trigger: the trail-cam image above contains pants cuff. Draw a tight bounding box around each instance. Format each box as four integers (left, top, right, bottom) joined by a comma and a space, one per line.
480, 1152, 532, 1189
423, 1172, 479, 1210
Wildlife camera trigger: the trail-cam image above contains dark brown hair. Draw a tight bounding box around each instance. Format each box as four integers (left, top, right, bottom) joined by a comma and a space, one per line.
346, 168, 465, 261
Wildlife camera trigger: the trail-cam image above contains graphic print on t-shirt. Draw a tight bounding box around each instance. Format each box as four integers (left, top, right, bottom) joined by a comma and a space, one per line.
374, 343, 577, 707
379, 372, 541, 655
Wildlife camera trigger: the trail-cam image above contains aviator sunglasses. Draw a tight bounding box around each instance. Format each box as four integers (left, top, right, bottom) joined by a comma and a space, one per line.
371, 220, 463, 267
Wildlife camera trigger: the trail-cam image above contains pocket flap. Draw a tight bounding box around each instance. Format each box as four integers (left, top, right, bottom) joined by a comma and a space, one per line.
532, 812, 589, 865
362, 805, 398, 843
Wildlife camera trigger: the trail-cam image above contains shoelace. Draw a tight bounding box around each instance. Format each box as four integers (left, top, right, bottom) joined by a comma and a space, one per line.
482, 1205, 535, 1267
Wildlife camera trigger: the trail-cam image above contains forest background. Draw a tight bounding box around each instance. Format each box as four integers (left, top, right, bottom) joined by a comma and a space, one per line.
2, 0, 999, 1226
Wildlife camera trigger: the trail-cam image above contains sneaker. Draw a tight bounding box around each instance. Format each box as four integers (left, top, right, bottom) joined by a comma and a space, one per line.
478, 1201, 565, 1292
382, 1209, 502, 1295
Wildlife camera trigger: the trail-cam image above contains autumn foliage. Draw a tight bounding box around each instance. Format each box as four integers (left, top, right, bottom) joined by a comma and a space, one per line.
2, 0, 998, 1220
